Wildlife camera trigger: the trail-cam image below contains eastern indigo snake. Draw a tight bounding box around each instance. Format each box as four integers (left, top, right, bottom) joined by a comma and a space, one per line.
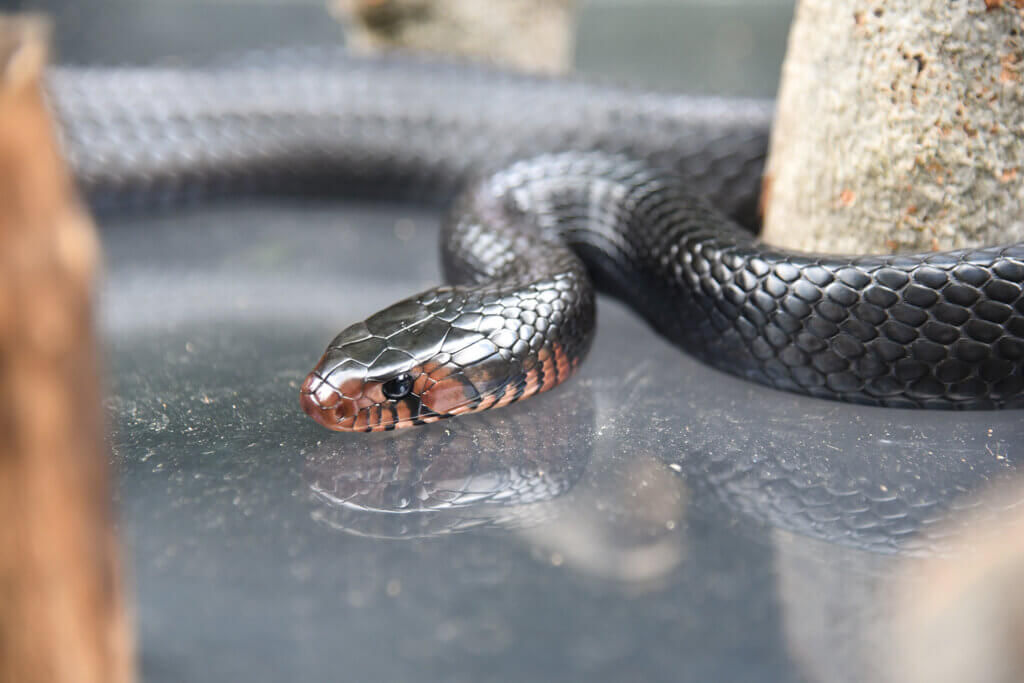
47, 49, 1024, 431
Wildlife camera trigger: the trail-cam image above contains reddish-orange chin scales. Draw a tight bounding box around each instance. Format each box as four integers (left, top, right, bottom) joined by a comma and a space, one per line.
299, 342, 580, 432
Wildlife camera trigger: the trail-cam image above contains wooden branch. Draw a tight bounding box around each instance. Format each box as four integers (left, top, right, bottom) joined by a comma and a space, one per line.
0, 15, 134, 683
762, 0, 1024, 253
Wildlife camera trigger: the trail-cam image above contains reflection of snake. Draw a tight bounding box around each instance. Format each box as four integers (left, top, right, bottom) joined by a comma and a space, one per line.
302, 379, 688, 587
304, 382, 594, 539
306, 442, 584, 539
658, 399, 1023, 555
48, 51, 1024, 432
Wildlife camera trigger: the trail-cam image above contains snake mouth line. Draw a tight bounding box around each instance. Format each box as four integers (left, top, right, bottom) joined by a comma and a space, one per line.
300, 371, 447, 432
300, 341, 581, 432
298, 379, 520, 434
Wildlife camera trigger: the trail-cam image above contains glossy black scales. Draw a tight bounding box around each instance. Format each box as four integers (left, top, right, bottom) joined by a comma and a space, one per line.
446, 152, 1024, 409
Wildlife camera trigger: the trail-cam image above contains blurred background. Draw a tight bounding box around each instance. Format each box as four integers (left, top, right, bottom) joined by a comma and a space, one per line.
7, 0, 793, 96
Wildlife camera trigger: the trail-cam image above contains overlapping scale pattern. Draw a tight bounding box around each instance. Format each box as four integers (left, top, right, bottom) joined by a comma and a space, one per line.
448, 153, 1024, 409
43, 50, 1024, 414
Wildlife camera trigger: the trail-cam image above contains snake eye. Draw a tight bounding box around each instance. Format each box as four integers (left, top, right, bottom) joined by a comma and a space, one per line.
381, 373, 414, 400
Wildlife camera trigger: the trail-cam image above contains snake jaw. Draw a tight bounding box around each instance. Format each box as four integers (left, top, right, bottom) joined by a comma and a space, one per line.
299, 356, 515, 432
300, 371, 424, 432
299, 344, 532, 432
300, 365, 428, 432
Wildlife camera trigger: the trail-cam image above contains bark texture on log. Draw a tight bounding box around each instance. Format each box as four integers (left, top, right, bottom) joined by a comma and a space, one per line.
0, 16, 134, 683
333, 0, 578, 73
762, 0, 1024, 254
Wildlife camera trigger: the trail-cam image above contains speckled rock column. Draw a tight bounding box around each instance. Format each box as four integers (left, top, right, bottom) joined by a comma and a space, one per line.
762, 0, 1024, 254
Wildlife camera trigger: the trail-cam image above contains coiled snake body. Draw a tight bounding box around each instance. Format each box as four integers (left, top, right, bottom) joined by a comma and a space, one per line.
48, 50, 1024, 431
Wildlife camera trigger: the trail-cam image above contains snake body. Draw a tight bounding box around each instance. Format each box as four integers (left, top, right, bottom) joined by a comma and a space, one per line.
46, 50, 1024, 431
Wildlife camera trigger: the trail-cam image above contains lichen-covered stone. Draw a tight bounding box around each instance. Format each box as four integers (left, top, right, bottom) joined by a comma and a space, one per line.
763, 0, 1024, 254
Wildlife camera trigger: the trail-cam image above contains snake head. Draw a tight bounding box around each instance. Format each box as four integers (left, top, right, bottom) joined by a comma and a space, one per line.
300, 291, 528, 432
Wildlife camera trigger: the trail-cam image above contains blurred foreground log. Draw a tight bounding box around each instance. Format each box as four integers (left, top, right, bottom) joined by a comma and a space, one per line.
333, 0, 578, 73
889, 482, 1024, 683
763, 0, 1024, 253
0, 16, 133, 683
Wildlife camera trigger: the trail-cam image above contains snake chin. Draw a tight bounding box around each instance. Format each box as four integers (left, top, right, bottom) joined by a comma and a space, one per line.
298, 339, 524, 433
297, 371, 503, 432
298, 362, 525, 432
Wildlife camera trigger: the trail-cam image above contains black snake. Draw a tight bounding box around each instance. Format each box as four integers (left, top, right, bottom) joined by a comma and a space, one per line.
46, 49, 1024, 432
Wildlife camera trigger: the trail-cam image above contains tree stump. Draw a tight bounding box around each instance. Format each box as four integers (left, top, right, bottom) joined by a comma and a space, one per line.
762, 0, 1024, 254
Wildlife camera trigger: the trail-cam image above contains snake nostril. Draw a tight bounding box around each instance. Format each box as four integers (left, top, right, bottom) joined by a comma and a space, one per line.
300, 372, 321, 395
300, 372, 359, 430
300, 372, 340, 422
299, 387, 324, 421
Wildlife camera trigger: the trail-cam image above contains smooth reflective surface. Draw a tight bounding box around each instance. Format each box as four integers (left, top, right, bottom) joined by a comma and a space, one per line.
101, 199, 1024, 682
